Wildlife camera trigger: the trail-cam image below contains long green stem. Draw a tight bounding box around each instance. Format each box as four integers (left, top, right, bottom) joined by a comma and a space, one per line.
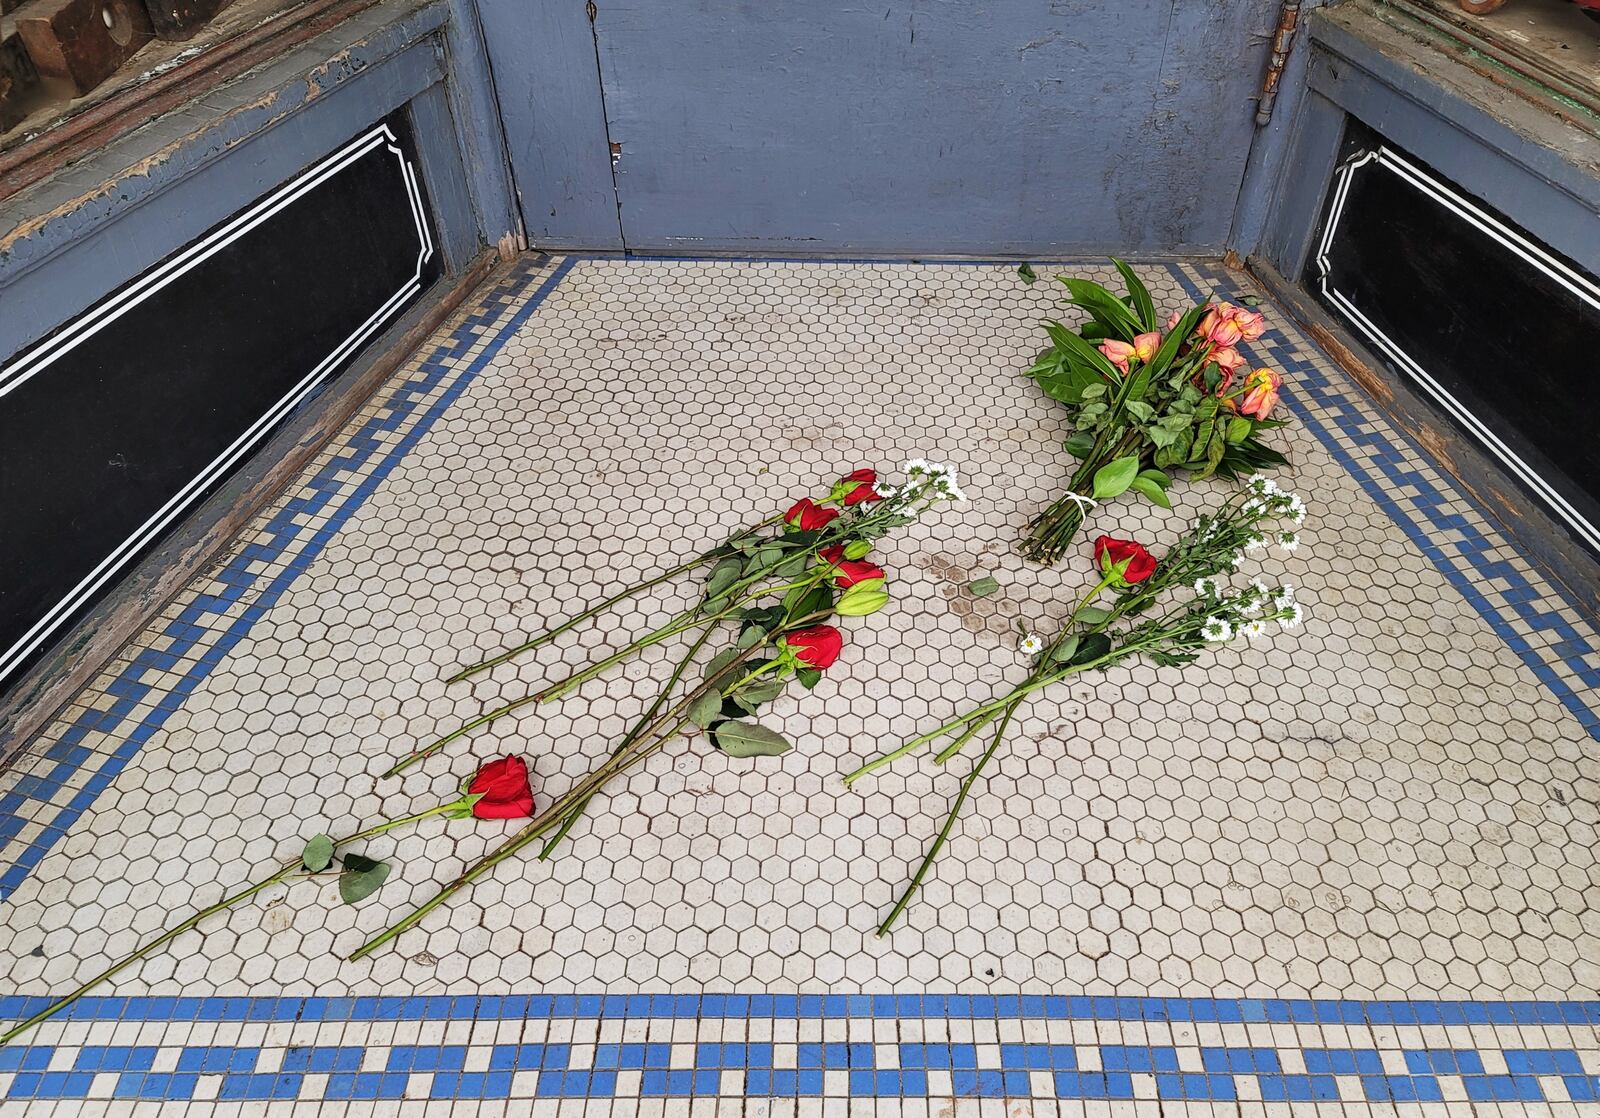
353, 610, 834, 962
538, 624, 718, 860
877, 696, 1024, 934
446, 557, 710, 684
0, 804, 453, 1046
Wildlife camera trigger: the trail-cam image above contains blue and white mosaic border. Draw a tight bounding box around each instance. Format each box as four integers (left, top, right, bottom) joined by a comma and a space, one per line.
3, 995, 1600, 1105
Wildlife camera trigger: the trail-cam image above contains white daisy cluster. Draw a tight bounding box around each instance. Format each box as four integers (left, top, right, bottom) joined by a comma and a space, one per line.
901, 458, 967, 503
1197, 579, 1304, 644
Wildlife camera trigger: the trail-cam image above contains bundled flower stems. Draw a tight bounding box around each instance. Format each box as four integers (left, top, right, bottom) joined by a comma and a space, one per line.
348, 460, 966, 961
848, 477, 1309, 932
1019, 260, 1291, 565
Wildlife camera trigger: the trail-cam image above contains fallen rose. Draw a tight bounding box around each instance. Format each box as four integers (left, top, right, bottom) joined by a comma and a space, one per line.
784, 624, 844, 669
830, 559, 886, 589
1093, 535, 1157, 584
467, 756, 535, 819
1237, 367, 1283, 419
785, 498, 840, 531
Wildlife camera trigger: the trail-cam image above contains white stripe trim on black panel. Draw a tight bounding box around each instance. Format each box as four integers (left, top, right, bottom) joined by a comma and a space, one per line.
0, 124, 432, 686
1314, 144, 1600, 554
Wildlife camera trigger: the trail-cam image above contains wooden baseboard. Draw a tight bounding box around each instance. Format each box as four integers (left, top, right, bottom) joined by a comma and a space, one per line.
0, 250, 502, 761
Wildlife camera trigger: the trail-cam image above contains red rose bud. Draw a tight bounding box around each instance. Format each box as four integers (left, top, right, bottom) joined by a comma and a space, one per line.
819, 544, 846, 565
831, 559, 885, 589
785, 498, 840, 531
842, 482, 882, 506
468, 755, 535, 819
830, 468, 878, 503
1093, 535, 1157, 584
784, 624, 844, 669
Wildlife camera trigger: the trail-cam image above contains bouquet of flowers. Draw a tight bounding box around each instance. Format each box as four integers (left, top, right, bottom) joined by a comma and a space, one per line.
1019, 260, 1290, 564
848, 476, 1308, 931
350, 459, 967, 960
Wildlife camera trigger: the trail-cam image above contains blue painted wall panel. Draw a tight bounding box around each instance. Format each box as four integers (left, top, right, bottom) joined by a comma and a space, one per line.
476, 0, 622, 249
482, 0, 1282, 255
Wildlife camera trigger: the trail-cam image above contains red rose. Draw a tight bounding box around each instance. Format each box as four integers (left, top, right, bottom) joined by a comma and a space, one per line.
841, 468, 876, 485
1093, 535, 1157, 584
830, 559, 885, 589
785, 498, 840, 532
842, 482, 882, 506
819, 544, 846, 565
784, 624, 844, 670
468, 756, 535, 819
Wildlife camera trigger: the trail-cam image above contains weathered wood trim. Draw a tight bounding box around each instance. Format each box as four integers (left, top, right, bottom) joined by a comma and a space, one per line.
0, 0, 387, 203
0, 251, 501, 761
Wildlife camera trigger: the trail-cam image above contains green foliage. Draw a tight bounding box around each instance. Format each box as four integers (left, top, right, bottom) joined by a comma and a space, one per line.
1111, 258, 1158, 332
1091, 456, 1140, 500
710, 720, 792, 758
1017, 262, 1037, 284
338, 854, 391, 905
966, 575, 1000, 598
301, 835, 333, 874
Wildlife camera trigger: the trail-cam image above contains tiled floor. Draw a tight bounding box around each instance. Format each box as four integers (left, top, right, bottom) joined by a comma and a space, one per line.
1, 255, 1599, 1113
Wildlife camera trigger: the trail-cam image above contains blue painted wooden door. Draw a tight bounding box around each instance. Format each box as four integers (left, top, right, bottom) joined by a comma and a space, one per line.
476, 1, 1283, 255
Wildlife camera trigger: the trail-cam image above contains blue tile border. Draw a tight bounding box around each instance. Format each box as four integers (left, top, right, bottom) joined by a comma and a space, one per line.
3, 1026, 1599, 1103
1174, 263, 1600, 741
2, 992, 1598, 1024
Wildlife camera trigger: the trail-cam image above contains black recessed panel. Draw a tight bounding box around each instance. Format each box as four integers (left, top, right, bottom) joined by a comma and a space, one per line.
0, 111, 440, 689
1305, 120, 1600, 556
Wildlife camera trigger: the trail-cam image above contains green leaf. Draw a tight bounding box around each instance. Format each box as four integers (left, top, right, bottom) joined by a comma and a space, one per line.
1124, 399, 1154, 423
1058, 277, 1143, 341
1111, 258, 1158, 331
1017, 262, 1037, 284
302, 834, 333, 873
709, 720, 793, 759
1074, 606, 1112, 625
705, 648, 742, 683
1129, 475, 1171, 509
1137, 468, 1171, 486
1044, 319, 1123, 382
1091, 455, 1140, 500
1240, 294, 1261, 306
733, 678, 786, 713
783, 583, 833, 618
338, 853, 392, 905
967, 576, 1000, 598
688, 691, 725, 728
753, 545, 783, 569
1065, 632, 1113, 667
704, 558, 743, 600
1146, 306, 1205, 377
1062, 431, 1097, 458
1050, 635, 1081, 663
1226, 416, 1253, 444
796, 667, 822, 690
774, 554, 811, 578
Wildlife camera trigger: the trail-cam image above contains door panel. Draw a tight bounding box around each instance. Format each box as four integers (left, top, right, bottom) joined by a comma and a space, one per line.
483, 1, 1281, 255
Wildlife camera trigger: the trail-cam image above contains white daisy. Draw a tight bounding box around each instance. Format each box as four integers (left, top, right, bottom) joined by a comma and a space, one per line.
1277, 531, 1300, 553
1274, 582, 1296, 606
1285, 494, 1306, 524
1246, 473, 1274, 495
902, 458, 932, 477
873, 483, 900, 499
1277, 601, 1304, 629
1201, 616, 1234, 643
1243, 532, 1267, 552
1193, 576, 1220, 598
1240, 618, 1269, 640
1019, 634, 1044, 656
